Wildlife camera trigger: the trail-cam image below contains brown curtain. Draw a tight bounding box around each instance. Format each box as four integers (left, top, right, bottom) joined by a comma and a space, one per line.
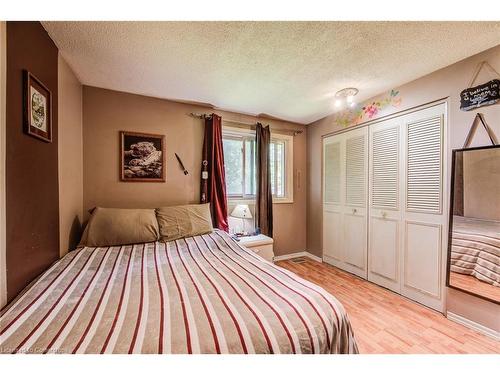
200, 114, 229, 231
255, 123, 273, 237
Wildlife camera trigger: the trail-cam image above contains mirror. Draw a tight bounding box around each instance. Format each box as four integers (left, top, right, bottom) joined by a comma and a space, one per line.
447, 145, 500, 304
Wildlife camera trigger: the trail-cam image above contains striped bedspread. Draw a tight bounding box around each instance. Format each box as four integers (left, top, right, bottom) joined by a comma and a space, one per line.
0, 231, 358, 354
451, 216, 500, 287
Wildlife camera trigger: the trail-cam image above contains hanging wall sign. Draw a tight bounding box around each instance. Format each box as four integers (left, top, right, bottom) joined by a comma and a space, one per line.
460, 79, 500, 111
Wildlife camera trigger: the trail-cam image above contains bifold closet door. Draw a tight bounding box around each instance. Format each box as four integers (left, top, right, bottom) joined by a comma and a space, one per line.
368, 118, 402, 293
323, 134, 343, 264
342, 127, 368, 278
366, 103, 447, 311
401, 103, 447, 312
323, 126, 368, 279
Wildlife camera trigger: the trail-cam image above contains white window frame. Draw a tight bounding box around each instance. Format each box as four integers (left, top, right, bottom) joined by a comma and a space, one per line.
222, 125, 294, 204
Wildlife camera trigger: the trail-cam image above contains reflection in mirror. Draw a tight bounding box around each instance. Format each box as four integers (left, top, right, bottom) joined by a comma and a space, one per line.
448, 146, 500, 303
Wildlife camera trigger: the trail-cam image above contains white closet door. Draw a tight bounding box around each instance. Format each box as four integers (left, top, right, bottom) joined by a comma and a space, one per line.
342, 126, 368, 278
368, 118, 401, 293
323, 127, 368, 279
323, 135, 344, 263
401, 103, 447, 312
322, 103, 447, 312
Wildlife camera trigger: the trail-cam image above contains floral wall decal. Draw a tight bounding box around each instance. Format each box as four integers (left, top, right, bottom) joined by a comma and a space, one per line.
334, 89, 402, 128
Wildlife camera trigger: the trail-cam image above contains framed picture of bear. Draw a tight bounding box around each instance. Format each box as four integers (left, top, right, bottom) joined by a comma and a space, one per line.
24, 70, 52, 142
120, 131, 166, 182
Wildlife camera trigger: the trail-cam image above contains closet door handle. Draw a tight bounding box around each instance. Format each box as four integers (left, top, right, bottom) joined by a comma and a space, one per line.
381, 211, 387, 219
352, 208, 357, 214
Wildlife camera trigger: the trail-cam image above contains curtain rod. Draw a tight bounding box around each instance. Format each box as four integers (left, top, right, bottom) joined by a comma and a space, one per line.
188, 112, 303, 136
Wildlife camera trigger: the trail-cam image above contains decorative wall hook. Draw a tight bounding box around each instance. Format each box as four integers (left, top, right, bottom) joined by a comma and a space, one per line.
175, 153, 189, 175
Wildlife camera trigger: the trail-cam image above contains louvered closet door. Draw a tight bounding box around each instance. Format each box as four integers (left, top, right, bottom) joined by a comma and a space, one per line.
368, 118, 402, 293
401, 103, 447, 312
342, 126, 368, 279
323, 134, 344, 264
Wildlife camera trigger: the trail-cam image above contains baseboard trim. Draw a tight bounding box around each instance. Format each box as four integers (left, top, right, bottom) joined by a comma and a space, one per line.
446, 311, 499, 341
274, 251, 323, 263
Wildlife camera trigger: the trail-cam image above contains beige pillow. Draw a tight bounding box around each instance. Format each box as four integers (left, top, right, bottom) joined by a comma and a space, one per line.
79, 207, 160, 247
156, 203, 214, 241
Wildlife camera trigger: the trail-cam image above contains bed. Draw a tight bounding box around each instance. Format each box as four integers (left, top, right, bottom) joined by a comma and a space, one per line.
450, 216, 500, 287
0, 230, 358, 354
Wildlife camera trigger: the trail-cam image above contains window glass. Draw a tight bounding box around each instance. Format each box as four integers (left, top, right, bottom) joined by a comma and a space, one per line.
269, 142, 276, 195
222, 131, 289, 200
244, 139, 256, 195
275, 141, 285, 197
222, 138, 243, 196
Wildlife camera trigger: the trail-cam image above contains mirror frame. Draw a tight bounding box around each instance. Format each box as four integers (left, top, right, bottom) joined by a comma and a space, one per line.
446, 144, 500, 304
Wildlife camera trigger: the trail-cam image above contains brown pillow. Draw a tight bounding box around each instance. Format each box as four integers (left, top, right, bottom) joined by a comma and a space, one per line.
156, 203, 213, 242
78, 207, 160, 247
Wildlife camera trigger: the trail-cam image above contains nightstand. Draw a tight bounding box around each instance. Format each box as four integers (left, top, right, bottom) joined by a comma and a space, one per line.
236, 234, 274, 262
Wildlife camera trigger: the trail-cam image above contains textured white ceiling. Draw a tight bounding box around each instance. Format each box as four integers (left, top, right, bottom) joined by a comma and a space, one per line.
42, 22, 500, 124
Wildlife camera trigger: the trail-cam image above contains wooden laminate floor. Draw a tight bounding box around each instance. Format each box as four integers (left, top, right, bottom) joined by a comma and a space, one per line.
276, 259, 500, 354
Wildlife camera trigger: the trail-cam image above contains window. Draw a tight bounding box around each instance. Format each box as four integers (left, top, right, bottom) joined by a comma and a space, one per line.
222, 126, 293, 203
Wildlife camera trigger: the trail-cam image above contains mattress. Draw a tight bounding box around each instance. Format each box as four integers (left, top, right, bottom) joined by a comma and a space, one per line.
450, 216, 500, 287
0, 231, 358, 354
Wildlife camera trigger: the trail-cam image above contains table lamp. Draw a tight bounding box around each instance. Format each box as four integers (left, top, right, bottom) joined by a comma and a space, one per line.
230, 204, 252, 236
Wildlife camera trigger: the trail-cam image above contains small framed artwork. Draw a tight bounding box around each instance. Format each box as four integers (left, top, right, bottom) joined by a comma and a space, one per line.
120, 131, 166, 182
24, 70, 52, 142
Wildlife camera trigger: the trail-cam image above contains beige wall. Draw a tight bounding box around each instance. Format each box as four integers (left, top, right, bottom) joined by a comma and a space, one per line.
463, 148, 500, 221
82, 86, 307, 256
307, 45, 500, 331
58, 55, 83, 256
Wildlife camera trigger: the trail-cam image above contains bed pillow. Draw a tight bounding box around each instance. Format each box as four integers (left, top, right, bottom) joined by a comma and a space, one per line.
156, 203, 214, 241
78, 207, 160, 247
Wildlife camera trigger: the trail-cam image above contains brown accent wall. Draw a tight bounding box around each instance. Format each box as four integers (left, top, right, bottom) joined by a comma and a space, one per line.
83, 86, 307, 256
6, 22, 59, 301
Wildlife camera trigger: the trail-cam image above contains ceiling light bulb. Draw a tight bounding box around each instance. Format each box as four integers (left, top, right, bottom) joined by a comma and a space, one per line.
349, 101, 356, 108
334, 99, 342, 108
347, 95, 354, 103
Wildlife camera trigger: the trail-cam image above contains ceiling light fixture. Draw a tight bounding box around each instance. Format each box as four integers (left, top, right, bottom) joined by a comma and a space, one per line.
334, 87, 359, 110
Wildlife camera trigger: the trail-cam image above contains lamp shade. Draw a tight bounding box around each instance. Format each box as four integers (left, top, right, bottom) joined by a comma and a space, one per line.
230, 204, 252, 219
